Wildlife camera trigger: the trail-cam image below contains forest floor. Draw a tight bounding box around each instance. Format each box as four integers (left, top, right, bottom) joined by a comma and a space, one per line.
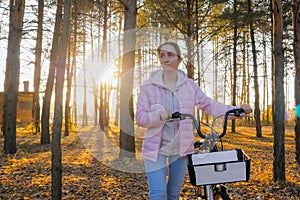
0, 123, 299, 199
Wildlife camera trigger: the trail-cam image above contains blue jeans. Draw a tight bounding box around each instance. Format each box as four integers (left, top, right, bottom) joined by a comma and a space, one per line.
144, 154, 187, 200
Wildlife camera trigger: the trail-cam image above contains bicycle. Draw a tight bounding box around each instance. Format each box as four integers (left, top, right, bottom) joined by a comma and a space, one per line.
170, 108, 251, 200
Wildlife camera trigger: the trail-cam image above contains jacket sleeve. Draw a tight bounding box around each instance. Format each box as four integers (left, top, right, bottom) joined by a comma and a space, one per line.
189, 80, 237, 117
135, 85, 165, 128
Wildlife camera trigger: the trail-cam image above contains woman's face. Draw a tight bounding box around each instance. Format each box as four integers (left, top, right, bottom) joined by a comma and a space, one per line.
158, 44, 181, 71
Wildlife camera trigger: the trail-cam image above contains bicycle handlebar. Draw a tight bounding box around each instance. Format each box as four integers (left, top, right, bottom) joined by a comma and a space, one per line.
170, 108, 245, 139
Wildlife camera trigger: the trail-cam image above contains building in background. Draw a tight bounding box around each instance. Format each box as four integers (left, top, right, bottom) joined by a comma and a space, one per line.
0, 81, 33, 126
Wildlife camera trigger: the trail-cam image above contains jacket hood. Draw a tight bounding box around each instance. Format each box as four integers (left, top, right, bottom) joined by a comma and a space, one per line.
143, 69, 188, 90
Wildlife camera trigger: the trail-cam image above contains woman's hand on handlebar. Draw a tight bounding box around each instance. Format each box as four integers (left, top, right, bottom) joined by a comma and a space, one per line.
159, 110, 171, 121
241, 104, 252, 114
228, 105, 252, 119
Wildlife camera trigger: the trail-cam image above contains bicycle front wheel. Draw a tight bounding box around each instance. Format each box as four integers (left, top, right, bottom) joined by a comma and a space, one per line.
213, 190, 230, 200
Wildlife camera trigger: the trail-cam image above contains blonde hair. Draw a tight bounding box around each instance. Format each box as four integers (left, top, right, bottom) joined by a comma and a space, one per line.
157, 42, 181, 58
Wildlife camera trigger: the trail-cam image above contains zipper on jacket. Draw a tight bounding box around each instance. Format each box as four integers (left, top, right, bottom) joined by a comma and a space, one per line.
171, 92, 176, 154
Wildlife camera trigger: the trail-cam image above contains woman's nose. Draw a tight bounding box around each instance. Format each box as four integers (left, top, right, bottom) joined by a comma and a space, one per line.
161, 56, 169, 63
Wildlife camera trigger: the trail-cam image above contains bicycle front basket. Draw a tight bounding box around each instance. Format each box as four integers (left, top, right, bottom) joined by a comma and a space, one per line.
187, 149, 250, 186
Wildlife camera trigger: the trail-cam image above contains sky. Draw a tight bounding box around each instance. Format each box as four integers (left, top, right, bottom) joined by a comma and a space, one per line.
0, 1, 52, 92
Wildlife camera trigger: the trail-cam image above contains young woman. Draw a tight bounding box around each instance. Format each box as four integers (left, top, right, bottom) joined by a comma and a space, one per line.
135, 42, 252, 200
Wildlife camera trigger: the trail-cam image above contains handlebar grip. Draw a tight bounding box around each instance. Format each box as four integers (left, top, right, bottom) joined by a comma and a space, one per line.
171, 112, 181, 119
234, 108, 245, 116
227, 108, 245, 117
218, 108, 246, 138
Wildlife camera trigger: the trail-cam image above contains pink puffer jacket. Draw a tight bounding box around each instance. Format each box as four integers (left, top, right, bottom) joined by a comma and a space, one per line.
135, 70, 236, 162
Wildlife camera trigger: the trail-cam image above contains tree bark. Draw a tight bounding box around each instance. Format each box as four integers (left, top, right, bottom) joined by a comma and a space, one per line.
99, 83, 104, 130
41, 0, 63, 144
248, 0, 262, 137
33, 0, 44, 134
72, 0, 78, 127
3, 0, 25, 154
292, 0, 300, 165
272, 0, 285, 181
51, 0, 71, 199
114, 15, 123, 126
64, 44, 72, 136
185, 0, 194, 79
82, 20, 88, 126
231, 0, 238, 132
119, 0, 136, 158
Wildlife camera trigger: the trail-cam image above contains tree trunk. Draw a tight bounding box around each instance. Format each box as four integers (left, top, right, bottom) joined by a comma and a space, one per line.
213, 37, 218, 101
3, 0, 25, 154
292, 0, 300, 165
119, 0, 136, 158
89, 11, 98, 127
82, 21, 88, 126
263, 32, 270, 125
114, 15, 123, 126
41, 0, 63, 144
99, 83, 104, 130
231, 0, 238, 132
51, 0, 71, 199
248, 0, 262, 137
72, 0, 78, 127
272, 0, 285, 181
33, 0, 44, 134
94, 85, 98, 126
185, 0, 194, 79
101, 0, 108, 62
241, 32, 246, 105
64, 45, 72, 136
105, 84, 109, 127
